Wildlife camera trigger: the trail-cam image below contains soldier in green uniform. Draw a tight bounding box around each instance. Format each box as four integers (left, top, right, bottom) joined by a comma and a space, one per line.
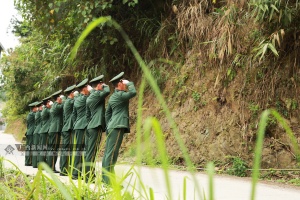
59, 84, 76, 176
25, 102, 37, 166
71, 78, 90, 180
47, 90, 64, 172
85, 75, 110, 182
32, 101, 43, 168
38, 96, 52, 163
102, 72, 136, 186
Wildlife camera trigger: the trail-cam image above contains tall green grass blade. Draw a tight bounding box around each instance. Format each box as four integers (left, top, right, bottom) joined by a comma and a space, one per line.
144, 117, 172, 199
135, 77, 146, 198
207, 162, 215, 200
32, 168, 42, 199
251, 109, 270, 200
251, 109, 300, 200
70, 16, 111, 61
149, 187, 154, 200
136, 77, 146, 165
41, 175, 47, 199
183, 177, 187, 200
270, 109, 300, 156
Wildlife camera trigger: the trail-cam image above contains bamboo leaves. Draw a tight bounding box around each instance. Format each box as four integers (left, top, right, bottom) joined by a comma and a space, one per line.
253, 41, 278, 61
251, 0, 292, 25
252, 29, 284, 61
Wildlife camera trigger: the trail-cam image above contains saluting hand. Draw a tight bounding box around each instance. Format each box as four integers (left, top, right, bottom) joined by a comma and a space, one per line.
101, 83, 108, 90
122, 80, 129, 85
87, 85, 93, 92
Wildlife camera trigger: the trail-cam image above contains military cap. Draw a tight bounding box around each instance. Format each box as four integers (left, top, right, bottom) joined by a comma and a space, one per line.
51, 89, 62, 98
42, 96, 51, 102
35, 101, 43, 106
64, 84, 76, 93
89, 75, 104, 84
109, 72, 124, 83
28, 102, 37, 107
76, 78, 89, 88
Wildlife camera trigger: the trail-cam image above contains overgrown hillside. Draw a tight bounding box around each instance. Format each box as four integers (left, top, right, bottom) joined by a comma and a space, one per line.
1, 0, 300, 171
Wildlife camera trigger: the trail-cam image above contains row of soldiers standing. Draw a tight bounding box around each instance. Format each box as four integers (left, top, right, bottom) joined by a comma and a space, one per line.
24, 72, 136, 185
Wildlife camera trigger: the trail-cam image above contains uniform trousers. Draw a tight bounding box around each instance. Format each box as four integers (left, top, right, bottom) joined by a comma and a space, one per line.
25, 134, 33, 166
85, 126, 102, 179
59, 130, 72, 174
32, 133, 40, 168
38, 133, 48, 163
102, 128, 125, 185
46, 132, 60, 170
71, 129, 85, 178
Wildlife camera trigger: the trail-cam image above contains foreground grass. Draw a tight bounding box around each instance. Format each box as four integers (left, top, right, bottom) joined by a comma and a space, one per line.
0, 159, 135, 199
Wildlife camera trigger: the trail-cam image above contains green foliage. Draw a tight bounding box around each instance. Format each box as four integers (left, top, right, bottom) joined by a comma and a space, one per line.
150, 65, 169, 90
0, 159, 134, 199
11, 18, 32, 37
249, 102, 260, 118
267, 115, 277, 126
192, 91, 206, 111
288, 178, 300, 186
275, 100, 288, 117
250, 0, 294, 26
0, 88, 6, 102
252, 29, 285, 62
0, 31, 72, 118
192, 91, 201, 102
123, 0, 138, 7
250, 1, 300, 63
227, 157, 248, 177
224, 67, 237, 86
253, 39, 279, 61
285, 98, 298, 111
3, 0, 171, 120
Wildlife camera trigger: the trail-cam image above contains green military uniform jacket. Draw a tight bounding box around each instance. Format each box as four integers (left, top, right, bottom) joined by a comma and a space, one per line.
33, 110, 42, 134
62, 97, 75, 132
86, 85, 110, 130
72, 93, 88, 130
26, 111, 36, 135
105, 82, 136, 133
39, 107, 51, 133
49, 102, 63, 133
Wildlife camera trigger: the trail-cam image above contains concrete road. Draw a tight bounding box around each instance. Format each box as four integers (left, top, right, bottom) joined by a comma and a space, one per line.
1, 131, 300, 200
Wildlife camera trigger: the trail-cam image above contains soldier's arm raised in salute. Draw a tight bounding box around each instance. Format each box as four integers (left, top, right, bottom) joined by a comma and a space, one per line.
119, 81, 136, 100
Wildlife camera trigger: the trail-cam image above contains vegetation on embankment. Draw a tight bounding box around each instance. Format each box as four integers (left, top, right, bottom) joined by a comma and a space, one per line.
4, 117, 26, 142
1, 0, 300, 172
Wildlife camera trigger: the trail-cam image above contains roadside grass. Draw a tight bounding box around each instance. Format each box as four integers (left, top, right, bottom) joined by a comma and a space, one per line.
1, 17, 299, 199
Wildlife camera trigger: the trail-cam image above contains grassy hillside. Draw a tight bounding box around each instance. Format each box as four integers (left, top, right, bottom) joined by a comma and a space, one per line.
122, 0, 300, 171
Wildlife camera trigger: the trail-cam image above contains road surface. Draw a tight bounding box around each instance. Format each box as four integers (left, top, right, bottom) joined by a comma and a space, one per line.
1, 131, 300, 200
